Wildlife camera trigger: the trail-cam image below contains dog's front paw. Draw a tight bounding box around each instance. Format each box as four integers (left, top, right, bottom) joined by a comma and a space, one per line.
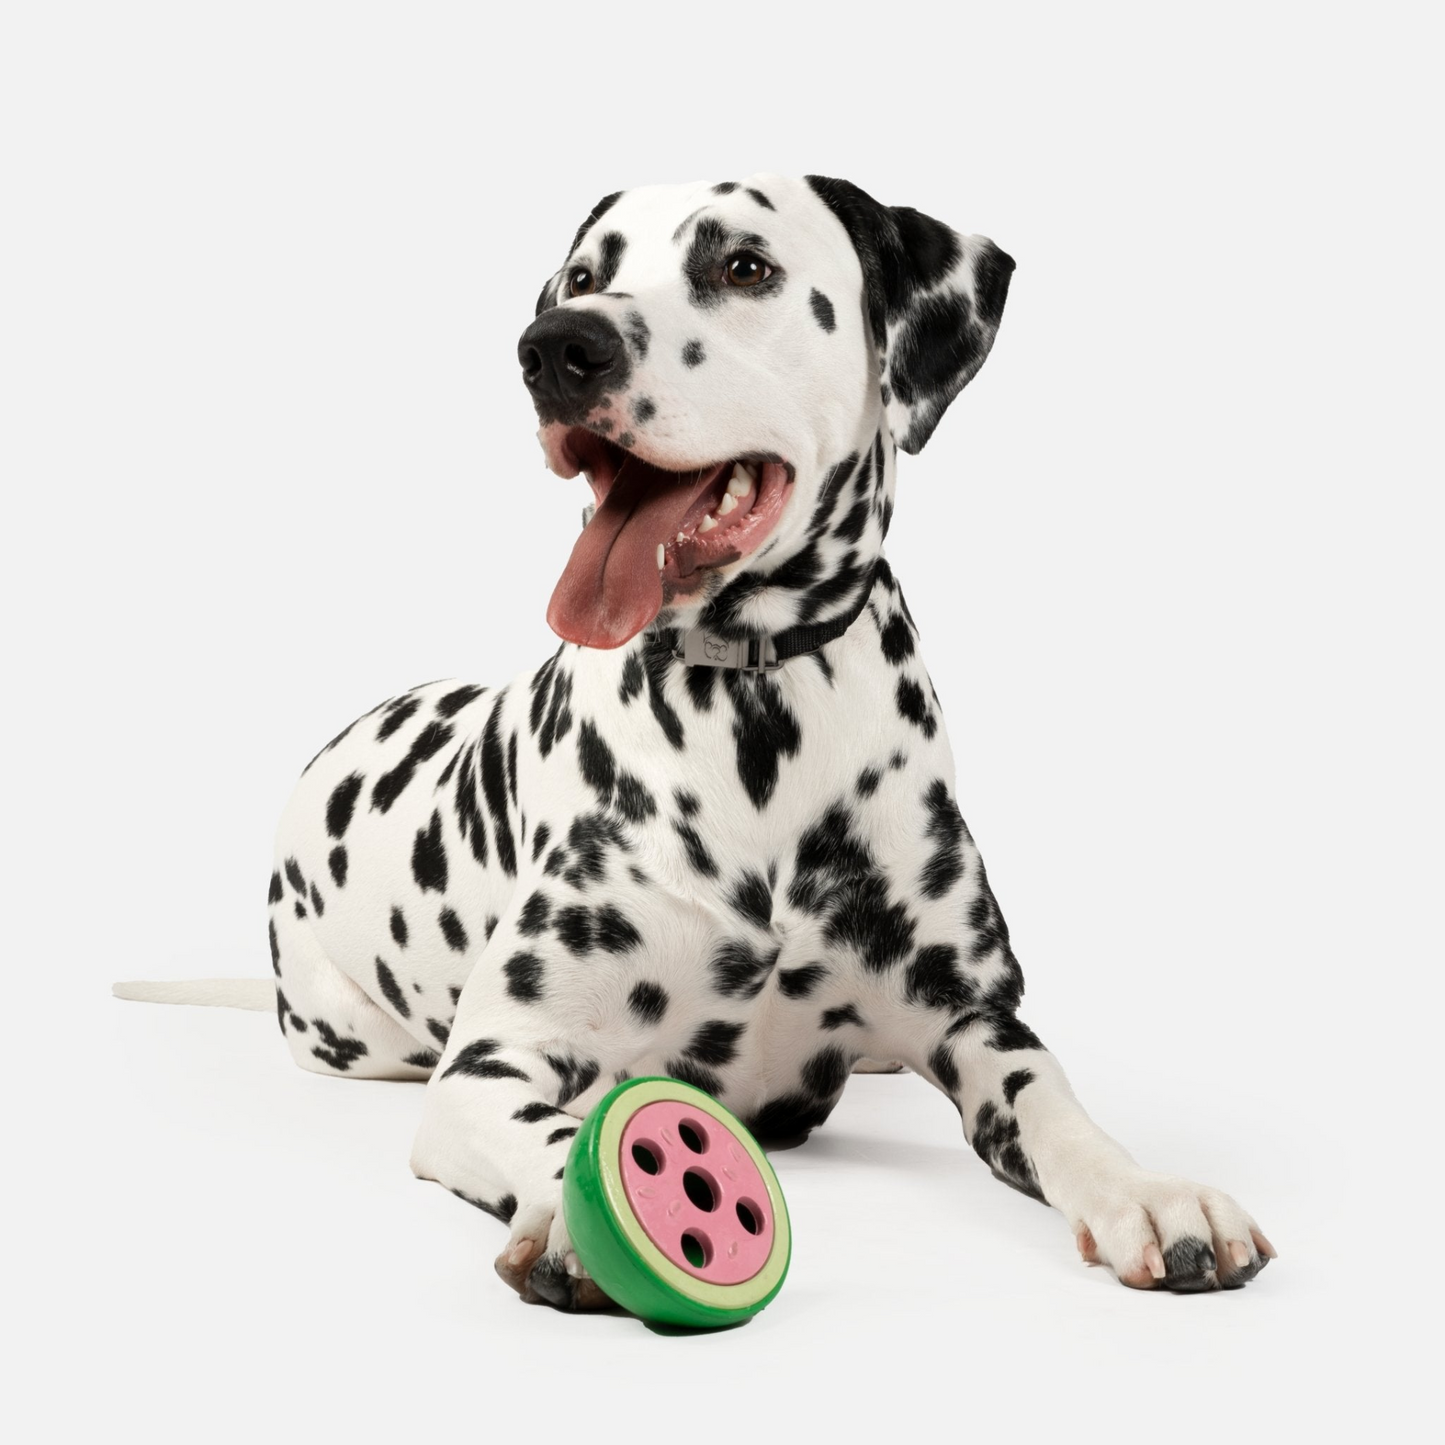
1069, 1171, 1276, 1293
494, 1203, 613, 1312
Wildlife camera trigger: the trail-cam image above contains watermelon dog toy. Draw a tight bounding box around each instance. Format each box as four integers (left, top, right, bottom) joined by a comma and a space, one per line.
563, 1076, 791, 1328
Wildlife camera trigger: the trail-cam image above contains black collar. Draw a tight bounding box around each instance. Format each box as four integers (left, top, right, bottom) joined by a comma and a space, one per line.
672, 565, 877, 673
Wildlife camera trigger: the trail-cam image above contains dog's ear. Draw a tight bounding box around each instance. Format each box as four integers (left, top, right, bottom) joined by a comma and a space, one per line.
536, 191, 627, 319
806, 176, 1014, 454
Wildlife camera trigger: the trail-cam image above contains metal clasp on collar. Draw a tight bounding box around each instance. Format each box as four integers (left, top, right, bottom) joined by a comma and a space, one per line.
673, 627, 782, 673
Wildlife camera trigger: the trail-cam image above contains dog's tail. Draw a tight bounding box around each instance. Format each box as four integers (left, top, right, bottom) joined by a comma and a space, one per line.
112, 978, 274, 1011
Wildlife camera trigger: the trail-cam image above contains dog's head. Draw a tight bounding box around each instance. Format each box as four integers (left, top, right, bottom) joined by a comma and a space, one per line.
519, 174, 1013, 649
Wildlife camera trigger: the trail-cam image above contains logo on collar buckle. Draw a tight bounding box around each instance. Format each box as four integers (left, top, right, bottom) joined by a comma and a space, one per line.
673, 628, 782, 673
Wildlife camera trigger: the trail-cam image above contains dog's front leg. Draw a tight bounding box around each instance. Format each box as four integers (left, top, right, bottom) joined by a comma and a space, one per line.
932, 1019, 1276, 1291
408, 923, 623, 1311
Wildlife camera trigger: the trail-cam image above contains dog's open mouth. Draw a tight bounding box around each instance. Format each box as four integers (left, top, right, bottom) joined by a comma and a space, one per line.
542, 425, 795, 649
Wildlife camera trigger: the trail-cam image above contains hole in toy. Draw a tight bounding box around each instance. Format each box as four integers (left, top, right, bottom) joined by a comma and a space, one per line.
683, 1169, 717, 1212
678, 1119, 708, 1153
631, 1141, 662, 1175
736, 1198, 763, 1235
681, 1231, 712, 1268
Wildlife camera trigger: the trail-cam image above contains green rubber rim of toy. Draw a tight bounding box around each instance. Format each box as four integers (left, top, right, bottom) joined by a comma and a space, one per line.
563, 1076, 791, 1328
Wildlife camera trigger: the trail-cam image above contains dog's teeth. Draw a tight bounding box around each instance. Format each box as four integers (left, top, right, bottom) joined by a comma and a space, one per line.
677, 531, 686, 544
717, 492, 738, 516
698, 514, 718, 533
656, 544, 665, 568
727, 468, 753, 496
740, 460, 759, 480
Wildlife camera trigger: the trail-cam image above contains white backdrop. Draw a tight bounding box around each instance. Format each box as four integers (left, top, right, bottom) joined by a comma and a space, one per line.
3, 2, 1438, 1439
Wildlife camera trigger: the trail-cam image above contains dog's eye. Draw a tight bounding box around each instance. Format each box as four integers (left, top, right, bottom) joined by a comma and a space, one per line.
568, 267, 596, 297
724, 252, 771, 288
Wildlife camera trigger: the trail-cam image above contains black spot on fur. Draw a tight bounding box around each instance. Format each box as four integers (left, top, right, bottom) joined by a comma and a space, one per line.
628, 981, 669, 1025
530, 821, 551, 863
547, 1126, 578, 1146
722, 673, 802, 809
729, 870, 773, 929
682, 339, 705, 367
989, 1014, 1044, 1052
548, 1053, 600, 1107
326, 773, 364, 838
309, 882, 325, 917
285, 858, 306, 895
371, 720, 455, 813
1002, 1068, 1035, 1105
377, 695, 422, 741
405, 1049, 439, 1069
268, 919, 280, 975
778, 964, 826, 999
594, 231, 627, 291
641, 635, 687, 750
328, 846, 348, 887
788, 804, 916, 972
480, 692, 517, 874
577, 719, 655, 821
896, 678, 937, 738
802, 1045, 851, 1099
268, 870, 283, 904
619, 653, 644, 704
438, 907, 469, 953
390, 906, 408, 947
504, 951, 545, 1002
594, 904, 642, 953
624, 312, 651, 361
809, 288, 836, 333
664, 1057, 723, 1099
411, 810, 448, 893
921, 780, 966, 898
443, 1039, 530, 1082
452, 1188, 518, 1225
427, 1017, 451, 1046
553, 905, 594, 954
745, 187, 774, 210
905, 943, 973, 1011
972, 1101, 1045, 1203
711, 939, 780, 999
929, 1043, 961, 1095
375, 958, 410, 1018
436, 684, 485, 718
821, 1004, 864, 1030
513, 1102, 564, 1123
879, 614, 914, 663
686, 1019, 746, 1067
518, 891, 551, 936
311, 1018, 368, 1072
674, 817, 717, 877
746, 1092, 836, 1140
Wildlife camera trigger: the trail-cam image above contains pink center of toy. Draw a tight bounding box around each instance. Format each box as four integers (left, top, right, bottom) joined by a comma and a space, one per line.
619, 1101, 775, 1284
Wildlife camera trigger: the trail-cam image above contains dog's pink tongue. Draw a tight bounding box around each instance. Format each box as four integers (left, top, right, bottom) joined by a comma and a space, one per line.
547, 465, 717, 649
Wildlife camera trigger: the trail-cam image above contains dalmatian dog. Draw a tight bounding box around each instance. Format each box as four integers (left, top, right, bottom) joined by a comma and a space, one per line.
144, 174, 1276, 1310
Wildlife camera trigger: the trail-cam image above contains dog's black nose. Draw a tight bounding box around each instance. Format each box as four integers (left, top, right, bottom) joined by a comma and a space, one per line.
518, 309, 626, 419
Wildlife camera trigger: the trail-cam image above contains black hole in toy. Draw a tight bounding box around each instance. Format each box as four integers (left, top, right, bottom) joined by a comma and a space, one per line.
683, 1169, 717, 1212
736, 1198, 762, 1235
678, 1119, 708, 1153
631, 1141, 661, 1175
681, 1231, 712, 1268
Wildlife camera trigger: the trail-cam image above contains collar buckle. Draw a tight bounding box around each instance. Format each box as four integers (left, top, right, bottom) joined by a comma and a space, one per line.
673, 627, 783, 673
